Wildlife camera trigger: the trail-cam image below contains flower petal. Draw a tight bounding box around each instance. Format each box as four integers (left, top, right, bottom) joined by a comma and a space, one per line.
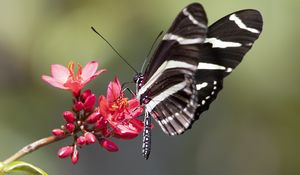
81, 61, 98, 80
128, 98, 140, 109
98, 96, 109, 118
112, 119, 144, 139
129, 119, 144, 132
128, 106, 144, 118
113, 126, 139, 139
42, 75, 68, 89
82, 69, 107, 85
107, 77, 122, 103
51, 64, 70, 83
94, 69, 107, 76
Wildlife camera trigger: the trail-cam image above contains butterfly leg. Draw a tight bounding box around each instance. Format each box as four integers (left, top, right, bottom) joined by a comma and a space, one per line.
122, 87, 135, 96
142, 112, 151, 159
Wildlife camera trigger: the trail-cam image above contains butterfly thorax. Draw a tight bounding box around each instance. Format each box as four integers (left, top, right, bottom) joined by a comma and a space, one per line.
133, 73, 151, 105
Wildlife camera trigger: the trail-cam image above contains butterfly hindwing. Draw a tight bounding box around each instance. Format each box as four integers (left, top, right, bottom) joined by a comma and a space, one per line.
193, 10, 263, 119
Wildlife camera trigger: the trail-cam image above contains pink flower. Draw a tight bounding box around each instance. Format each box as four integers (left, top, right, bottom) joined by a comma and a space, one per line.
98, 77, 144, 140
42, 61, 106, 95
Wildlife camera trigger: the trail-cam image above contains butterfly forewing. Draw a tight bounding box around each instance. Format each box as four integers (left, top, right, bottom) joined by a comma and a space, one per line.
143, 3, 208, 80
137, 3, 208, 136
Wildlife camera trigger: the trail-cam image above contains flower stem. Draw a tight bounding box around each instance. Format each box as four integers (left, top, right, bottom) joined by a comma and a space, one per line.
3, 135, 69, 164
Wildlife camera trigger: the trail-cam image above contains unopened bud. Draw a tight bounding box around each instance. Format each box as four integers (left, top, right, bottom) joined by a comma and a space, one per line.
76, 136, 86, 146
73, 101, 84, 112
71, 147, 79, 164
58, 146, 73, 158
86, 112, 101, 123
84, 132, 96, 144
66, 123, 75, 133
95, 118, 108, 130
63, 111, 76, 123
81, 89, 92, 101
99, 139, 119, 152
51, 129, 65, 137
83, 94, 96, 112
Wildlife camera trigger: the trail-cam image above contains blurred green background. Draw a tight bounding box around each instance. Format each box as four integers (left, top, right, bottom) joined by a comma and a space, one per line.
0, 0, 299, 175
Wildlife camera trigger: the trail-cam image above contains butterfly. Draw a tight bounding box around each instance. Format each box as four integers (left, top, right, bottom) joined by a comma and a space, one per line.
133, 3, 263, 159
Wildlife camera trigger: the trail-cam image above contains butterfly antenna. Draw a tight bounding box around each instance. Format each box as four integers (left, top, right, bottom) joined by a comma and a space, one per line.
91, 26, 138, 74
141, 30, 164, 72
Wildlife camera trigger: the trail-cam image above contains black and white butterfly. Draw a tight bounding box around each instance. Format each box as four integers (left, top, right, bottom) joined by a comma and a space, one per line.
133, 3, 263, 159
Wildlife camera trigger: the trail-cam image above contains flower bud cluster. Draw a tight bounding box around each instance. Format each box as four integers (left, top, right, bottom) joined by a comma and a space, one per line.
43, 62, 145, 164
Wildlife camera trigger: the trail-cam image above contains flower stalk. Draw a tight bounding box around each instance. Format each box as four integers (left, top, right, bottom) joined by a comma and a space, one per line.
2, 61, 147, 167
3, 135, 69, 165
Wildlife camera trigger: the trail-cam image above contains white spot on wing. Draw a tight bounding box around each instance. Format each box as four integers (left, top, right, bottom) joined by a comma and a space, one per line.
182, 8, 206, 28
177, 129, 184, 134
145, 81, 187, 112
198, 62, 233, 72
229, 14, 260, 34
196, 82, 208, 90
163, 33, 204, 45
205, 37, 242, 48
168, 116, 174, 121
161, 120, 168, 125
226, 68, 233, 72
138, 60, 196, 98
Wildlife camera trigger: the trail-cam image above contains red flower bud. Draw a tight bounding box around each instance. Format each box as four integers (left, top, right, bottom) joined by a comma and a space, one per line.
81, 89, 92, 101
95, 118, 108, 130
84, 94, 96, 112
51, 129, 65, 137
101, 128, 111, 138
86, 112, 101, 123
58, 146, 73, 158
73, 101, 84, 112
76, 136, 86, 146
71, 147, 79, 164
99, 139, 119, 152
66, 123, 75, 133
84, 132, 96, 144
63, 111, 76, 123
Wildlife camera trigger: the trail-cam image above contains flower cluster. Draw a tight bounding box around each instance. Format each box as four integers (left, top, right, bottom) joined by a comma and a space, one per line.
42, 61, 144, 164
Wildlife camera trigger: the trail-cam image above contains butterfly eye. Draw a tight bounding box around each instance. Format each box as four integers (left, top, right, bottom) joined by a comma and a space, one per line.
133, 73, 142, 82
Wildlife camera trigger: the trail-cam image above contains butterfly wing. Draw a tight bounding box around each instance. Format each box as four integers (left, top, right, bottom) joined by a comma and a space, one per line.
194, 9, 263, 119
139, 4, 263, 136
143, 3, 208, 80
138, 3, 208, 136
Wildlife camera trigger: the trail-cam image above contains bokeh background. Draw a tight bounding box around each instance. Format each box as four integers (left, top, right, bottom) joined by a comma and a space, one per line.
0, 0, 299, 175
